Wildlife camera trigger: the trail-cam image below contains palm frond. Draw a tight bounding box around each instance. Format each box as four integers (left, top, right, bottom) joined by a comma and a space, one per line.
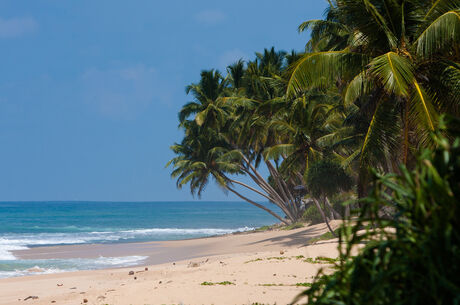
424, 0, 460, 20
370, 52, 414, 97
287, 51, 368, 96
410, 80, 437, 131
416, 10, 460, 58
360, 96, 401, 166
344, 71, 374, 106
263, 144, 296, 160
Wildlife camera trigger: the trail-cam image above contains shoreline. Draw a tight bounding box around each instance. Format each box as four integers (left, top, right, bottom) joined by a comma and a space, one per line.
11, 221, 328, 262
1, 221, 342, 305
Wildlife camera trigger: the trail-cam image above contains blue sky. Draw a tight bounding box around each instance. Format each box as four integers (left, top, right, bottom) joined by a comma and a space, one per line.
0, 1, 327, 201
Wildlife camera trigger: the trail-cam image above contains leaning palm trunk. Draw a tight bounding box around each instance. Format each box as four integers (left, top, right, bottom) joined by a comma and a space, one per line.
324, 196, 342, 219
218, 153, 305, 223
225, 186, 289, 225
313, 199, 336, 237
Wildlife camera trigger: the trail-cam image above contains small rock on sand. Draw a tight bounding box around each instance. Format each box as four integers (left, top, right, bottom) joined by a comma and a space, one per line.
128, 271, 134, 275
144, 267, 148, 271
83, 298, 88, 303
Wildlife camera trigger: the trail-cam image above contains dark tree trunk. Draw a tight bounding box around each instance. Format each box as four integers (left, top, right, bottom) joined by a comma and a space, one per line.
313, 199, 336, 237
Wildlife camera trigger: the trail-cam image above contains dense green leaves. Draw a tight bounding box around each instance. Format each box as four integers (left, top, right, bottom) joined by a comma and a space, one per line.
295, 129, 460, 305
168, 0, 459, 231
417, 10, 460, 57
306, 159, 354, 198
370, 52, 414, 96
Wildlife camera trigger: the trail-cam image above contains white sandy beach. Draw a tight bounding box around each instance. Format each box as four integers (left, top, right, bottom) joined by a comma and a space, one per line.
0, 221, 343, 305
0, 223, 344, 304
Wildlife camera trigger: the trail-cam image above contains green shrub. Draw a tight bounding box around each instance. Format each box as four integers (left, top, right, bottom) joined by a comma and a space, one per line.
301, 203, 324, 224
295, 133, 460, 304
200, 281, 235, 286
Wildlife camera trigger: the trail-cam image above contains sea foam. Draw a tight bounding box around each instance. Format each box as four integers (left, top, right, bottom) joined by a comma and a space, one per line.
0, 227, 252, 261
0, 256, 148, 278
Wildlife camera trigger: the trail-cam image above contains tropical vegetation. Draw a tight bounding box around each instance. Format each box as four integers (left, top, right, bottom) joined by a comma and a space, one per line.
294, 120, 460, 304
167, 0, 459, 303
168, 0, 459, 233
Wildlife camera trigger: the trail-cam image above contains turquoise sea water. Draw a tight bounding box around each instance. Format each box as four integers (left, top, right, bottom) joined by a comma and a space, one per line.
0, 201, 280, 278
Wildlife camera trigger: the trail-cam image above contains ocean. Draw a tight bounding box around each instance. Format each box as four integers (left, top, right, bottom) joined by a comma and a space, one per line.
0, 201, 280, 278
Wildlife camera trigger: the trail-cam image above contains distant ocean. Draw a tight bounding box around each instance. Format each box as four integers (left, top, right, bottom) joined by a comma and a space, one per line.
0, 201, 279, 278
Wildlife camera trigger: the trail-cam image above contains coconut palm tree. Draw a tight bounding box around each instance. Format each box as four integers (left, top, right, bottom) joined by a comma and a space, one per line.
288, 0, 459, 196
178, 69, 230, 128
168, 120, 289, 224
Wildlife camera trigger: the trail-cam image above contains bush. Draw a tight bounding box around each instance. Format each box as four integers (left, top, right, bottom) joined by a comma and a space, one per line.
295, 133, 460, 304
302, 197, 346, 224
302, 202, 324, 224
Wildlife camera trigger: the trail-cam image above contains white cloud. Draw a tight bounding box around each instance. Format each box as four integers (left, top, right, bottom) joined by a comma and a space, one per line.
80, 65, 173, 119
194, 9, 227, 25
218, 49, 248, 69
0, 17, 37, 38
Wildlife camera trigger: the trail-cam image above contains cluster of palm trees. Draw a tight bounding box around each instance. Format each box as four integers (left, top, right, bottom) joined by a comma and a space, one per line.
168, 0, 459, 228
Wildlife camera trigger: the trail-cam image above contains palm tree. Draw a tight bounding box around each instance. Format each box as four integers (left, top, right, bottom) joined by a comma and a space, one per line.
288, 0, 459, 196
179, 69, 229, 128
167, 120, 288, 224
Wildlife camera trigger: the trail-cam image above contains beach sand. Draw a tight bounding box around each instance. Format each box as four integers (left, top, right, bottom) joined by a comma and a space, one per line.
0, 221, 342, 305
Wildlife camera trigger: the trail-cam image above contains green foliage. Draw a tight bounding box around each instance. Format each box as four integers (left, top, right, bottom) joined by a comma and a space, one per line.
307, 229, 340, 245
200, 281, 235, 286
295, 132, 460, 304
169, 0, 459, 234
306, 159, 353, 198
254, 225, 273, 232
295, 283, 312, 287
303, 256, 340, 264
244, 258, 263, 264
281, 222, 304, 230
266, 256, 288, 260
289, 0, 459, 185
301, 203, 324, 224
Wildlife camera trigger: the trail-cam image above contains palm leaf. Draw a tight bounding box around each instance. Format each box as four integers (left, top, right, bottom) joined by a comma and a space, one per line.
410, 80, 437, 131
360, 96, 401, 166
370, 52, 414, 97
287, 51, 368, 96
344, 71, 374, 106
362, 0, 398, 48
263, 144, 296, 160
424, 0, 460, 20
416, 10, 460, 57
342, 149, 361, 169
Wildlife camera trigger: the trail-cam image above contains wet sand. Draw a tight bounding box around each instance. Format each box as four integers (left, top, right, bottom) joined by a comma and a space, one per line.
1, 221, 342, 305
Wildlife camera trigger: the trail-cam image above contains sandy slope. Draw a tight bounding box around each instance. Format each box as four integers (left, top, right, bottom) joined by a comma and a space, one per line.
0, 222, 342, 305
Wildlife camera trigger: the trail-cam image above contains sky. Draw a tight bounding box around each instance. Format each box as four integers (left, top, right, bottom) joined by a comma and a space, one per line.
0, 0, 328, 202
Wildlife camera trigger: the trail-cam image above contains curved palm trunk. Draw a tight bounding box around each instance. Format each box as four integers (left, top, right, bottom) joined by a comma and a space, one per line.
226, 186, 289, 225
313, 199, 336, 237
325, 196, 342, 219
265, 161, 299, 217
239, 159, 298, 222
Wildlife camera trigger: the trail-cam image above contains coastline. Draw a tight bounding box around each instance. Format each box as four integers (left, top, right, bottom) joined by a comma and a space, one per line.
0, 221, 342, 305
